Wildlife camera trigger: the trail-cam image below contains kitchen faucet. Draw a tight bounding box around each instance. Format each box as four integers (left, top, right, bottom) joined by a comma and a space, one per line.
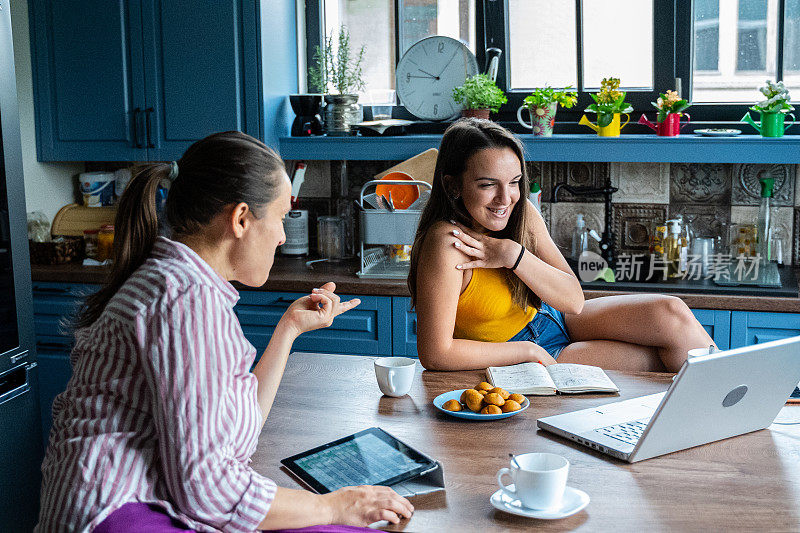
551, 182, 618, 267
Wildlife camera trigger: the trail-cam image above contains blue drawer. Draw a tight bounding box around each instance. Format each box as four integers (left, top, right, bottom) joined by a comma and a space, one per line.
392, 297, 418, 357
730, 311, 800, 348
235, 291, 392, 357
690, 309, 731, 350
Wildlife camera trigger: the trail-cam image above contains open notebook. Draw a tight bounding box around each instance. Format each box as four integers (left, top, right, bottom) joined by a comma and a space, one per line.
486, 362, 619, 395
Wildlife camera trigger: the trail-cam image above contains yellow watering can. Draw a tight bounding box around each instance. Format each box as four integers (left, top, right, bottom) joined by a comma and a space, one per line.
580, 113, 630, 137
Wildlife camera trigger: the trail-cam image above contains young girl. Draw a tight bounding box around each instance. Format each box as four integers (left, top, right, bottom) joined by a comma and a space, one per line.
37, 132, 413, 532
408, 119, 715, 373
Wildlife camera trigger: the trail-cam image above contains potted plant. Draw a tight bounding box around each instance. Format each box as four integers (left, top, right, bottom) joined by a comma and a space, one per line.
741, 80, 796, 137
308, 25, 366, 136
580, 77, 633, 137
638, 90, 691, 137
517, 85, 577, 136
451, 74, 507, 119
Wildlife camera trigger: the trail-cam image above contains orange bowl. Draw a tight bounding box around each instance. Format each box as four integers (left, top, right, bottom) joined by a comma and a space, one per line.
375, 171, 420, 210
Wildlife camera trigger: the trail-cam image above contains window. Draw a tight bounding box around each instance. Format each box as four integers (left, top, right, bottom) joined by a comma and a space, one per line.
304, 1, 799, 126
308, 0, 475, 104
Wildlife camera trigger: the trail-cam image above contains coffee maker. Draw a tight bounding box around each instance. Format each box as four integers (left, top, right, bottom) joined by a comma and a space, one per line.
290, 94, 324, 136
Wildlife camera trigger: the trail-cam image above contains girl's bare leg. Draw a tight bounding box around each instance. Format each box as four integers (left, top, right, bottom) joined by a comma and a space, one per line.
561, 294, 715, 372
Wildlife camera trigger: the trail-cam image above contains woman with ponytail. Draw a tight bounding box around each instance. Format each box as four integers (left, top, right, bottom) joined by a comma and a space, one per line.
37, 131, 413, 532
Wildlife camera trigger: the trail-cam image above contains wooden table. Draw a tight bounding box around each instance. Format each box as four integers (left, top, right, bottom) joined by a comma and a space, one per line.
252, 353, 800, 531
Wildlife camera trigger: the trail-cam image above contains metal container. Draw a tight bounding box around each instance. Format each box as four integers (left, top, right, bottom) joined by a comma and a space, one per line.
357, 179, 431, 278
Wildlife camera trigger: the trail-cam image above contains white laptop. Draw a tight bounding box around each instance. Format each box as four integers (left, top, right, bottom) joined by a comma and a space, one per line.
537, 335, 800, 462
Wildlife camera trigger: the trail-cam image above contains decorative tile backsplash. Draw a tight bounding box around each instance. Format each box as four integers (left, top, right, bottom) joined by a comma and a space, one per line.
732, 164, 794, 207
302, 158, 799, 267
669, 163, 731, 204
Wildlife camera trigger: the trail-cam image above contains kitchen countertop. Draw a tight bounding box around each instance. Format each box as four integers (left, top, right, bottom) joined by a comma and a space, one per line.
31, 258, 800, 313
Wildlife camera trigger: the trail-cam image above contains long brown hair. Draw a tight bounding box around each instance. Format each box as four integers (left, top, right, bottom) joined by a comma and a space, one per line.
75, 131, 285, 328
408, 118, 539, 311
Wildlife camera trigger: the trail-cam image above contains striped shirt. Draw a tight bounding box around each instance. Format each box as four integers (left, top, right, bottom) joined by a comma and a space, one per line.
36, 237, 276, 532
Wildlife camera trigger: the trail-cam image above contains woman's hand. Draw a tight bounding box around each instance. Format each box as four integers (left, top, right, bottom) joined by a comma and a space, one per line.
450, 221, 520, 270
319, 485, 414, 526
521, 342, 557, 366
279, 282, 360, 338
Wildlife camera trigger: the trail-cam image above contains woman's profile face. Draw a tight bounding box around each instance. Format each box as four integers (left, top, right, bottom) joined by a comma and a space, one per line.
457, 147, 522, 233
237, 175, 292, 286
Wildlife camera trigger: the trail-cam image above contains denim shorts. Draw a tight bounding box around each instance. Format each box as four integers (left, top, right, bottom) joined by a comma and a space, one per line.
507, 302, 571, 359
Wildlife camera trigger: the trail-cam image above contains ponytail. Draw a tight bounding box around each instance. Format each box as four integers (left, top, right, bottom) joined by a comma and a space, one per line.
75, 164, 169, 329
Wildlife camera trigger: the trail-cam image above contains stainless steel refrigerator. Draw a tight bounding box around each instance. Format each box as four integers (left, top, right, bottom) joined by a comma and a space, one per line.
1, 1, 44, 531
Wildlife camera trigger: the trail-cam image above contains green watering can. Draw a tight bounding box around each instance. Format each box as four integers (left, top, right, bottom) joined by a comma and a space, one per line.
741, 111, 796, 137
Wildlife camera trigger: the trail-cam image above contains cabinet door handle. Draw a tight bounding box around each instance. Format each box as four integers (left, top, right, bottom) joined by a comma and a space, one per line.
145, 107, 155, 148
133, 107, 142, 148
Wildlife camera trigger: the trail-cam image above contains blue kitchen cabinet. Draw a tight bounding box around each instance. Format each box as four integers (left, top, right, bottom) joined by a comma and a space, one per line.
235, 291, 393, 359
31, 282, 98, 447
29, 0, 262, 161
730, 311, 800, 348
392, 297, 418, 357
690, 309, 731, 350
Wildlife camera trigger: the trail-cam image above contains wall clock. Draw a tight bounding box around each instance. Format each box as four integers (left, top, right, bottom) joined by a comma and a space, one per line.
396, 35, 479, 121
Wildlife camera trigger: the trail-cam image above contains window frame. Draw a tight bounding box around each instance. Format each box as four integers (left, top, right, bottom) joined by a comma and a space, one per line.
303, 0, 796, 129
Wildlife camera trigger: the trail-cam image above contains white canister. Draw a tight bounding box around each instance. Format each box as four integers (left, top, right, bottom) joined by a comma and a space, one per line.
281, 209, 309, 255
79, 171, 115, 207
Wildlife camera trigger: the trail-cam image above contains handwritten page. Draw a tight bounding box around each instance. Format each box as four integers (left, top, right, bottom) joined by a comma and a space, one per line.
547, 364, 619, 393
486, 362, 619, 395
486, 363, 557, 395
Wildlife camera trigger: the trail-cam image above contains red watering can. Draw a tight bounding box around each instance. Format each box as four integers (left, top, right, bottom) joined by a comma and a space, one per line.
638, 113, 691, 137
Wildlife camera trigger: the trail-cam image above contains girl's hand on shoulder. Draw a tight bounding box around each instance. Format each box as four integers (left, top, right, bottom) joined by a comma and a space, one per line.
449, 221, 519, 271
320, 485, 414, 526
280, 282, 360, 337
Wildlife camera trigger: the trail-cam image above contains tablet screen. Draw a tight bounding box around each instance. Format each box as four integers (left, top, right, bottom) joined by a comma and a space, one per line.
281, 428, 436, 493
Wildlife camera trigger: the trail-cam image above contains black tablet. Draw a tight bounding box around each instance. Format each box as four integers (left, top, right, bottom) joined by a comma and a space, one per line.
280, 427, 438, 494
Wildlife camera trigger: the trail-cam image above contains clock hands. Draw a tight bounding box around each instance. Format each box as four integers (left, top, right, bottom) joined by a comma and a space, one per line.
437, 47, 461, 78
415, 68, 439, 80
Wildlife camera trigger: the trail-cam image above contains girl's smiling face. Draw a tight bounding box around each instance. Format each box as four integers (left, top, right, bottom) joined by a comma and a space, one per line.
456, 147, 522, 233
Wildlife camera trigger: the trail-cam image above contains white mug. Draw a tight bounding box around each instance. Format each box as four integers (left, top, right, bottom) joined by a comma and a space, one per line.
688, 346, 718, 358
374, 357, 416, 397
497, 453, 569, 510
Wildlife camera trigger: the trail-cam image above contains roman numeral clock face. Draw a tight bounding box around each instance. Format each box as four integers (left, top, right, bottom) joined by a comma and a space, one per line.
396, 36, 479, 121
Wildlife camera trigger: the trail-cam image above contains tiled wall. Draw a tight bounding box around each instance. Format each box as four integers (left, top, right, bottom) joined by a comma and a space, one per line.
534, 162, 799, 266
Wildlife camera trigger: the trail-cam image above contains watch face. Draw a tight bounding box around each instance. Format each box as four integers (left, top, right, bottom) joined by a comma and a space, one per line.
396, 36, 479, 121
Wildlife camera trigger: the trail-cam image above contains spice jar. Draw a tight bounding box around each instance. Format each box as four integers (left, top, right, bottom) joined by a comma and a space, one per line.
97, 224, 115, 261
83, 229, 99, 259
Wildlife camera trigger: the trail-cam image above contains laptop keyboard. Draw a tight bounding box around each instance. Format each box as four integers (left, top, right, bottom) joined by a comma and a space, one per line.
596, 417, 651, 446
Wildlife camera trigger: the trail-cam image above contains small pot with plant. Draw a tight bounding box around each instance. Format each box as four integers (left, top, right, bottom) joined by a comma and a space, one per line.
580, 77, 633, 137
741, 80, 796, 137
309, 25, 366, 136
638, 90, 691, 137
517, 85, 577, 136
451, 74, 507, 120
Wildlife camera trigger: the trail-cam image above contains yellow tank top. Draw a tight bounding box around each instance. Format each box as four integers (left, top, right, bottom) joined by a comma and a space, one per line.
453, 268, 537, 342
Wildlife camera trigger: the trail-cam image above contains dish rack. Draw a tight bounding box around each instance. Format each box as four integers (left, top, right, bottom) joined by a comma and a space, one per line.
357, 179, 432, 279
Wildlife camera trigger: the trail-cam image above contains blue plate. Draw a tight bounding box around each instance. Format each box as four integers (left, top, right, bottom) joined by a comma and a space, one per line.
433, 389, 530, 420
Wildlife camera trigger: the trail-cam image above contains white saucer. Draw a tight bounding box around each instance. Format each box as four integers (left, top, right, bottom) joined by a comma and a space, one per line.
490, 485, 589, 519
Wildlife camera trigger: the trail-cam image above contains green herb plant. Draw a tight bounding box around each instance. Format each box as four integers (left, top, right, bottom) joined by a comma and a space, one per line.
750, 80, 794, 114
308, 26, 366, 95
652, 90, 690, 122
584, 77, 633, 127
523, 85, 578, 110
452, 74, 508, 113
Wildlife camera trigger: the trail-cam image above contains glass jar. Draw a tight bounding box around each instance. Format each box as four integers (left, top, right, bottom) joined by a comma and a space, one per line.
317, 216, 346, 259
83, 229, 99, 259
97, 224, 115, 262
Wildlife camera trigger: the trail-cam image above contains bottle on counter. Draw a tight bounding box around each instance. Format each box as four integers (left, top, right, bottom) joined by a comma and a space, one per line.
571, 214, 588, 260
664, 219, 682, 279
529, 182, 542, 213
756, 176, 774, 264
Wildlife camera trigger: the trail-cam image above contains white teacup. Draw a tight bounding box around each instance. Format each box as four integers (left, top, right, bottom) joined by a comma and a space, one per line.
497, 453, 569, 510
688, 346, 719, 358
374, 357, 416, 397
